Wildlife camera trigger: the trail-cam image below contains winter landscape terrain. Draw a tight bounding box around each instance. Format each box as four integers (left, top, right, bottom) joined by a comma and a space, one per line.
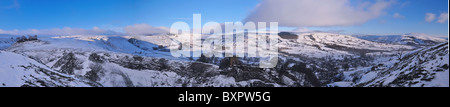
1, 32, 448, 87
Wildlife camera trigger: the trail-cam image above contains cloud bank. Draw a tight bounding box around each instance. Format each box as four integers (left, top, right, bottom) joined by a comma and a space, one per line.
0, 24, 171, 36
244, 0, 395, 27
124, 24, 169, 35
0, 27, 120, 36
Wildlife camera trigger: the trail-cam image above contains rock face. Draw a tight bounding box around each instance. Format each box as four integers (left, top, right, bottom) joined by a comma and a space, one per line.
52, 52, 83, 75
278, 32, 299, 40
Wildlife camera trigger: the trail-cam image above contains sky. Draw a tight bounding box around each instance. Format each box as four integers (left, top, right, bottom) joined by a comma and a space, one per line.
0, 0, 448, 36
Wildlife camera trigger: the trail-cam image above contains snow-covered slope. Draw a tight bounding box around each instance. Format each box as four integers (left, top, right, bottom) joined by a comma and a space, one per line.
0, 51, 97, 87
331, 42, 449, 87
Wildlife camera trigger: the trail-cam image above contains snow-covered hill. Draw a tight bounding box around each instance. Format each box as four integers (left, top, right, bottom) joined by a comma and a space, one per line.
279, 32, 414, 58
0, 51, 97, 87
2, 35, 283, 87
0, 36, 16, 50
354, 33, 447, 47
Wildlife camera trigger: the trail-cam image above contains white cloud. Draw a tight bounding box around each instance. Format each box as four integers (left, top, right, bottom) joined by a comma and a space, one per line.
124, 24, 169, 35
393, 13, 405, 19
292, 27, 311, 33
1, 24, 171, 36
0, 27, 120, 36
437, 12, 449, 23
0, 29, 18, 34
425, 13, 436, 22
244, 0, 395, 27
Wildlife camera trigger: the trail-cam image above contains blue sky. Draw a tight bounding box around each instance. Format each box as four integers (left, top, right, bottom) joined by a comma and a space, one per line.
0, 0, 448, 36
312, 0, 449, 36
